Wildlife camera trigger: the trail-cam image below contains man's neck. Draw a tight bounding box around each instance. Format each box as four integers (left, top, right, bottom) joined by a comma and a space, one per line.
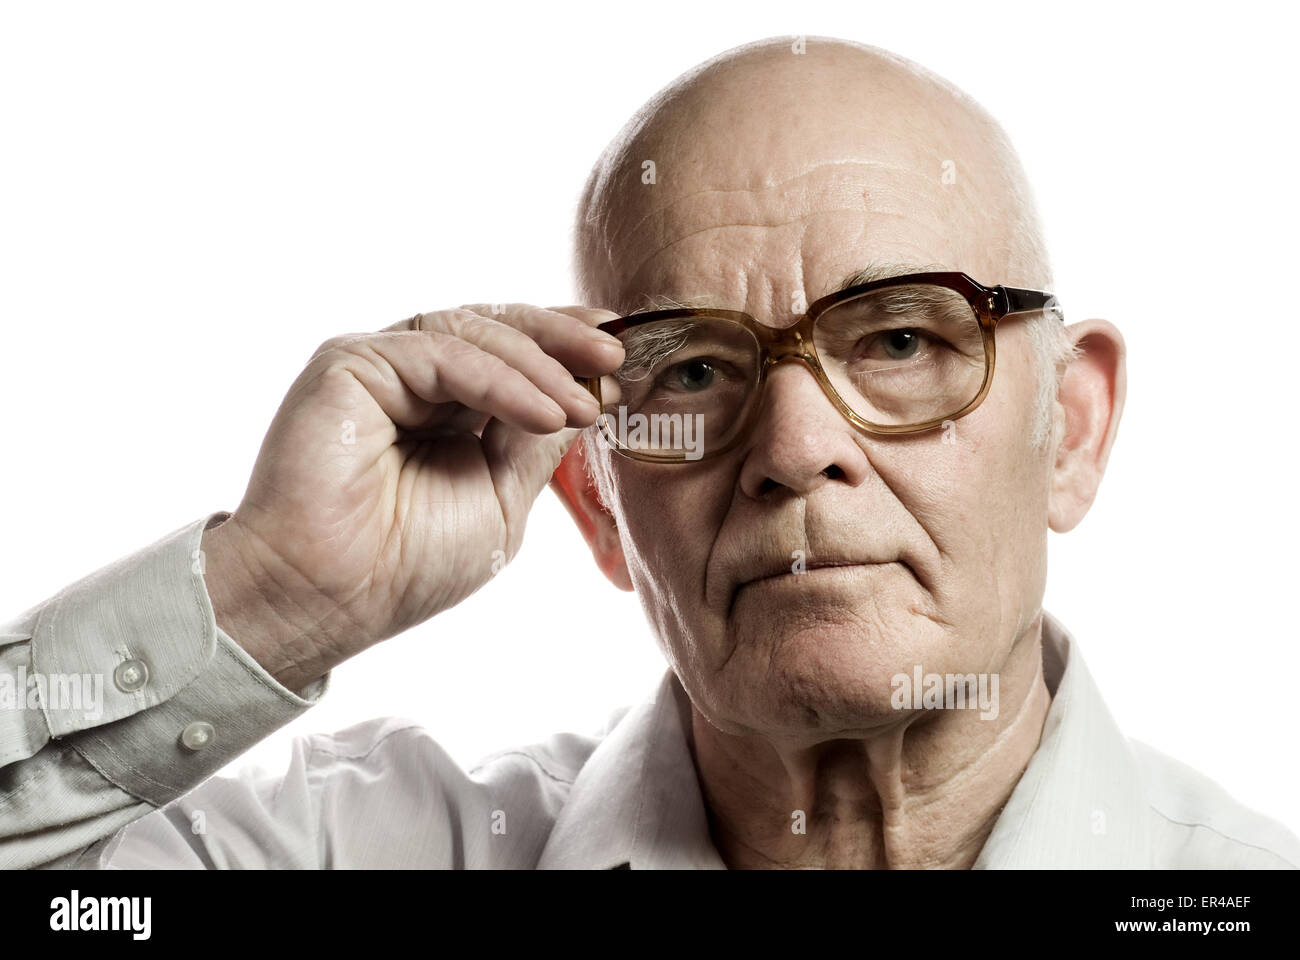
686, 621, 1052, 869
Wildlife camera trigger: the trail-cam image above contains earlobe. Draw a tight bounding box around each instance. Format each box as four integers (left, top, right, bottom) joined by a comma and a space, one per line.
1048, 319, 1127, 533
549, 434, 635, 591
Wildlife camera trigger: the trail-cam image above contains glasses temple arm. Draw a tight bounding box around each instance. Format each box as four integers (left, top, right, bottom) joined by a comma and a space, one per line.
993, 285, 1065, 323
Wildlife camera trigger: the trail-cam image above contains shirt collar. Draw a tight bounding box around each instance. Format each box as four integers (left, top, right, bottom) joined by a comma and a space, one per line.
972, 611, 1151, 868
537, 611, 1149, 869
536, 662, 725, 869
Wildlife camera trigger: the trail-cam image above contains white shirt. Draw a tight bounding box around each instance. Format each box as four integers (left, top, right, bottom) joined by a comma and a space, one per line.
2, 513, 1296, 869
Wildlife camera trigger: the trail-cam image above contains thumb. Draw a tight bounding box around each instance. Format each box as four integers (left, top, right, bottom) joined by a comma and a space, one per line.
481, 419, 585, 555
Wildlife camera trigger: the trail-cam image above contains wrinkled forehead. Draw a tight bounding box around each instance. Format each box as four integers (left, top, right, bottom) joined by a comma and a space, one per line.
585, 48, 1036, 318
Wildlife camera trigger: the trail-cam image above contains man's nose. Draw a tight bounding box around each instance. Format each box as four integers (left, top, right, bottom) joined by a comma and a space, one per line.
737, 358, 875, 500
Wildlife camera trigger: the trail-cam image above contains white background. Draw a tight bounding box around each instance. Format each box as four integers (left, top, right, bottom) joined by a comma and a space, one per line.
2, 1, 1297, 840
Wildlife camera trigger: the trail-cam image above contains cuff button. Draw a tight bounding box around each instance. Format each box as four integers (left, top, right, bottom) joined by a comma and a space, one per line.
180, 721, 215, 751
113, 658, 149, 693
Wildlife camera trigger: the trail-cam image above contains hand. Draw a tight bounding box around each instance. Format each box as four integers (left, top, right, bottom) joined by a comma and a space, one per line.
202, 304, 622, 691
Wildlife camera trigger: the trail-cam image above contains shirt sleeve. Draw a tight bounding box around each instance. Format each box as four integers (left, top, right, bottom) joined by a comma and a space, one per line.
0, 512, 329, 869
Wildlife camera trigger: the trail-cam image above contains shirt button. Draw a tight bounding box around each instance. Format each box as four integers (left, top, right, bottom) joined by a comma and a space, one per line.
180, 721, 215, 751
113, 659, 149, 693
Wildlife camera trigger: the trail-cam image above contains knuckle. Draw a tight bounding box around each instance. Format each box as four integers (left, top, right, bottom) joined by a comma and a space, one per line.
309, 333, 367, 363
459, 302, 518, 320
450, 308, 531, 349
442, 308, 488, 340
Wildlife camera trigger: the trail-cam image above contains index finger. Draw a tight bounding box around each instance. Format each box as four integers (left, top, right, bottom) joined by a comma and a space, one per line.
543, 305, 620, 329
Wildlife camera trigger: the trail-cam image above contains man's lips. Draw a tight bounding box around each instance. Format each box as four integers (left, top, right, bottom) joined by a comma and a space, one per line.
727, 557, 907, 614
747, 559, 866, 582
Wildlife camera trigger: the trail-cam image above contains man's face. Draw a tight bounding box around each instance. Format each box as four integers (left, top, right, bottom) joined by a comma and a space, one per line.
589, 46, 1056, 744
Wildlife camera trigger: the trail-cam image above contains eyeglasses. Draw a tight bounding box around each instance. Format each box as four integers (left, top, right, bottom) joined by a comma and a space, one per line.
579, 271, 1064, 463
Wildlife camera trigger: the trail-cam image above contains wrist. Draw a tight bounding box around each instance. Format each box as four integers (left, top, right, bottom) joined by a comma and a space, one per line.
201, 513, 345, 694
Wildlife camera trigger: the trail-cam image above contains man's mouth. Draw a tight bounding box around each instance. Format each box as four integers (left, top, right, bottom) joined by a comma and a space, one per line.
729, 559, 904, 615
751, 559, 864, 581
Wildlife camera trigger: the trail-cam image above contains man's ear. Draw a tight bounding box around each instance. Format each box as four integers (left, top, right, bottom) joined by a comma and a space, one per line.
549, 434, 634, 591
1049, 319, 1127, 533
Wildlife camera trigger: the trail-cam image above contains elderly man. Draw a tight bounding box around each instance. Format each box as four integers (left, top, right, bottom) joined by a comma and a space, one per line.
2, 37, 1296, 870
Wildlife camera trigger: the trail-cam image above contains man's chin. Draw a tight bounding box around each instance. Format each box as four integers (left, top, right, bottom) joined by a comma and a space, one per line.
697, 621, 963, 737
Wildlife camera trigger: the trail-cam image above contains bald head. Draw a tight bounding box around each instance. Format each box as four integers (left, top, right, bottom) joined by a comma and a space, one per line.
573, 37, 1071, 447
574, 36, 1052, 315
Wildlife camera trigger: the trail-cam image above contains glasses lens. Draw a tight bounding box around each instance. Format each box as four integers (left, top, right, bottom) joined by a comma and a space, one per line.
594, 315, 761, 460
812, 284, 988, 427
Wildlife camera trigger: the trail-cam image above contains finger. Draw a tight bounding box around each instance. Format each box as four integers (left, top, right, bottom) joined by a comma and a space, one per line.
378, 306, 619, 424
440, 310, 605, 425
544, 305, 621, 328
384, 306, 623, 379
388, 310, 604, 426
457, 303, 624, 377
480, 418, 586, 554
317, 331, 578, 435
382, 313, 429, 333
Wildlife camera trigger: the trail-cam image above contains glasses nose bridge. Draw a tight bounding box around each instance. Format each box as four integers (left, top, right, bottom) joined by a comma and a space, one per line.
761, 323, 815, 365
757, 325, 841, 413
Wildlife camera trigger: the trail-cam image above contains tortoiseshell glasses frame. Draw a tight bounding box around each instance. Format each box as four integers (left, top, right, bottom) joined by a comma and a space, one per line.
578, 271, 1064, 463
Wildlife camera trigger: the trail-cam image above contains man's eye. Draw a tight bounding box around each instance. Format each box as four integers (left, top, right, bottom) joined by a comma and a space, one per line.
879, 328, 923, 360
669, 358, 717, 391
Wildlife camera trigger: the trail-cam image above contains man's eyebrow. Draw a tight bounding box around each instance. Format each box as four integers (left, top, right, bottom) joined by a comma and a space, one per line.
622, 259, 949, 316
833, 258, 949, 294
626, 294, 716, 316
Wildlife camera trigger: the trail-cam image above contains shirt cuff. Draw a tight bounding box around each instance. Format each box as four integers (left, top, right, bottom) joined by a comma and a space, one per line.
29, 512, 329, 807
